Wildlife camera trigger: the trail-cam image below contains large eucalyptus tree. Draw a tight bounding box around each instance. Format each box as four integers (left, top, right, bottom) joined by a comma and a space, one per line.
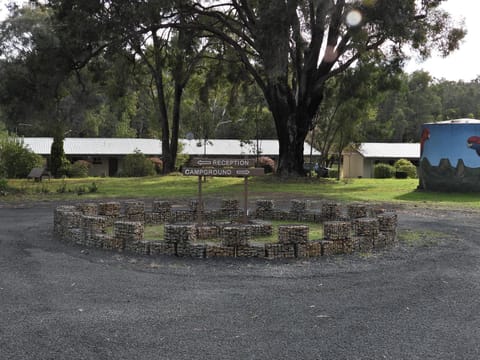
188, 0, 465, 175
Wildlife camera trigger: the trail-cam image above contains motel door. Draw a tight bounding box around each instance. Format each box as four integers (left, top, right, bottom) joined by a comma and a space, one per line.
108, 158, 118, 177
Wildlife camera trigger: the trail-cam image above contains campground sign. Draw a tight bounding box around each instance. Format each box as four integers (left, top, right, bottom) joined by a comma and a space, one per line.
182, 157, 265, 224
183, 158, 263, 176
183, 167, 264, 177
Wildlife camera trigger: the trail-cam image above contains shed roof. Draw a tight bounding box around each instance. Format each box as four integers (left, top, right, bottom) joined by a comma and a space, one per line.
355, 143, 420, 159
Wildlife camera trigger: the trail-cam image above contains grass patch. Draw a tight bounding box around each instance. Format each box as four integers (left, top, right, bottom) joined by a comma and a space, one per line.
253, 220, 323, 244
142, 220, 323, 244
5, 175, 480, 209
397, 229, 447, 247
144, 224, 164, 240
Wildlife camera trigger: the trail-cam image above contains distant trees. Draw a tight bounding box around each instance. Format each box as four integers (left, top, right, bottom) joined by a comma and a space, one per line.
0, 1, 470, 177
309, 59, 400, 169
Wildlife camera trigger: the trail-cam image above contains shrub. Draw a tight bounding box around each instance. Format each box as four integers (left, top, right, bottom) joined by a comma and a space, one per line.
0, 177, 9, 193
50, 135, 69, 178
122, 150, 155, 177
88, 182, 98, 193
175, 141, 189, 172
328, 168, 339, 179
69, 160, 91, 178
374, 163, 395, 178
0, 137, 43, 178
257, 156, 275, 173
56, 180, 67, 193
394, 158, 417, 178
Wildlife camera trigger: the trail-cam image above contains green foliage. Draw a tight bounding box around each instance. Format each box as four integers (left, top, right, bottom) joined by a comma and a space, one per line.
8, 176, 480, 208
56, 179, 67, 193
50, 134, 69, 178
121, 150, 155, 177
394, 159, 417, 178
68, 160, 91, 178
0, 177, 9, 193
56, 179, 98, 194
312, 60, 398, 168
175, 141, 189, 171
328, 168, 339, 179
89, 182, 98, 193
0, 137, 43, 178
374, 163, 395, 179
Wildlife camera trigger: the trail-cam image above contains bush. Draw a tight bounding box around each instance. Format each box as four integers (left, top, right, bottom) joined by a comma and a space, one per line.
257, 156, 275, 173
0, 137, 43, 178
175, 141, 189, 172
328, 168, 339, 179
374, 163, 395, 178
0, 177, 8, 193
68, 160, 91, 178
122, 150, 155, 177
394, 158, 417, 178
50, 135, 69, 178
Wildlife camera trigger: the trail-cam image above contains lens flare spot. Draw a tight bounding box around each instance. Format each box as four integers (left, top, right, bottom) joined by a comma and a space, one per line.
345, 9, 362, 27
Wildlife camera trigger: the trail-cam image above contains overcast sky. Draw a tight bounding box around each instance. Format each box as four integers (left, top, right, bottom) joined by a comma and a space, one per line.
404, 0, 480, 81
0, 0, 477, 81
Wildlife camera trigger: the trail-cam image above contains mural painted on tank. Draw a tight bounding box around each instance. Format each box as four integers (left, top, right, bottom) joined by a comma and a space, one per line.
420, 123, 480, 168
419, 120, 480, 192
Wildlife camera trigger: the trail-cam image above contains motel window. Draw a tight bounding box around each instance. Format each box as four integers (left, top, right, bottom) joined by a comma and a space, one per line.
92, 157, 102, 165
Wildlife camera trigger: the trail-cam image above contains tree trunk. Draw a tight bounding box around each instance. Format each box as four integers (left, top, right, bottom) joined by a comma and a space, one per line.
266, 85, 313, 176
276, 125, 306, 176
153, 72, 172, 175
169, 83, 183, 173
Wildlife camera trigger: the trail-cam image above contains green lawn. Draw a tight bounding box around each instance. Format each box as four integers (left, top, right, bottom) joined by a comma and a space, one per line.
5, 175, 480, 208
144, 220, 323, 244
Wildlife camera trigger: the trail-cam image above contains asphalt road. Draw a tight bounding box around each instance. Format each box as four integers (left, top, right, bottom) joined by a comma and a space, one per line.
1, 202, 480, 360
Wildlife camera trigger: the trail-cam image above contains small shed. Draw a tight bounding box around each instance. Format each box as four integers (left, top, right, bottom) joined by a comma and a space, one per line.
27, 167, 51, 181
342, 143, 420, 178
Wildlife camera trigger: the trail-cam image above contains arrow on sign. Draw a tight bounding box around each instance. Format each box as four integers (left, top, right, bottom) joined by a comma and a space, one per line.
233, 168, 265, 176
190, 158, 256, 167
183, 167, 264, 177
197, 160, 212, 166
236, 169, 250, 176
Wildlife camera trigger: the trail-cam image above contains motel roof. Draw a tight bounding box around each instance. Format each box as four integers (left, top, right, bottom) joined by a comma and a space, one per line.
21, 137, 321, 157
180, 139, 321, 156
22, 137, 162, 156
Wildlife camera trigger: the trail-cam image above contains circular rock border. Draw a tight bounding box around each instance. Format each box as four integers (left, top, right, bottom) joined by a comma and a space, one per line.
53, 199, 398, 260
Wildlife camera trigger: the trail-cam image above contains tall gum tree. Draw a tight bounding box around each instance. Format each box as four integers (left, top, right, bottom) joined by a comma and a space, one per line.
95, 1, 208, 173
47, 0, 208, 173
188, 0, 465, 176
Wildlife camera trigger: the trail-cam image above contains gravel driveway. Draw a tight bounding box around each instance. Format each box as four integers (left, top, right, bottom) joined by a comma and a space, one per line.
1, 201, 480, 360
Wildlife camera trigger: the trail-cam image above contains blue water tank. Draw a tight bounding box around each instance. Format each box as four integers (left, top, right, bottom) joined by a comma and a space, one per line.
419, 119, 480, 191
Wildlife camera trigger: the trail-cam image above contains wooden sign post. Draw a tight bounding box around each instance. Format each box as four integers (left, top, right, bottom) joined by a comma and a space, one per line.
183, 158, 265, 224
